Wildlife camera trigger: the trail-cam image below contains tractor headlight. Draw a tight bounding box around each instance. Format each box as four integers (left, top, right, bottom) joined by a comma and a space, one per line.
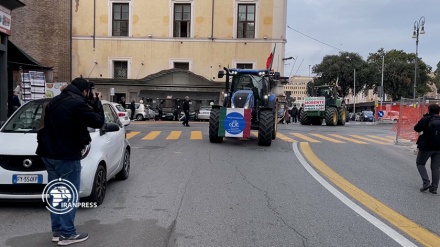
224, 93, 228, 97
263, 95, 268, 99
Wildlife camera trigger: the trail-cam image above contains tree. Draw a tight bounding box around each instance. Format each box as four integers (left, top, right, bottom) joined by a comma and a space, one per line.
367, 49, 432, 101
434, 62, 440, 92
312, 52, 374, 98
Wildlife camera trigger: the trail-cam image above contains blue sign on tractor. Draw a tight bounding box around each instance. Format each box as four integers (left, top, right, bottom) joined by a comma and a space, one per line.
378, 110, 384, 117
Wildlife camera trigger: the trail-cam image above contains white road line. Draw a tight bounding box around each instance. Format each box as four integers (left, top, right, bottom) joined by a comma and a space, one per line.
292, 142, 417, 247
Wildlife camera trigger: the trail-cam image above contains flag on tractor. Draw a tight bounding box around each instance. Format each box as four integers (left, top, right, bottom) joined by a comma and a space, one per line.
266, 44, 276, 70
218, 107, 251, 138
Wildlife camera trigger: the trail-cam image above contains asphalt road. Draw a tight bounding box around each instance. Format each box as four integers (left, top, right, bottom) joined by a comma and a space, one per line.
0, 120, 438, 247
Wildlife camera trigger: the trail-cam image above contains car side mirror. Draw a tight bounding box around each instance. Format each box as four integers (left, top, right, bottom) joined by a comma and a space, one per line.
218, 70, 225, 78
100, 122, 120, 136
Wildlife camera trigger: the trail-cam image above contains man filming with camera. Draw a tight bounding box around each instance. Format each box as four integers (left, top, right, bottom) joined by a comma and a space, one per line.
36, 77, 104, 246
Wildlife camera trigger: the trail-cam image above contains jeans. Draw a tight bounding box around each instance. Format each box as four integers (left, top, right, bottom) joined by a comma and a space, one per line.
42, 158, 81, 237
416, 150, 440, 189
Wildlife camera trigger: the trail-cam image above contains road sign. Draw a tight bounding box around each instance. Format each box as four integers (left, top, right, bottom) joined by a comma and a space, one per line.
378, 110, 384, 117
110, 88, 115, 96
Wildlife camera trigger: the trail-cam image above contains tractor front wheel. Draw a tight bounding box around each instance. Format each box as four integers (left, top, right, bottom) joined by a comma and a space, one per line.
258, 110, 273, 146
299, 110, 312, 125
209, 108, 223, 143
325, 107, 338, 126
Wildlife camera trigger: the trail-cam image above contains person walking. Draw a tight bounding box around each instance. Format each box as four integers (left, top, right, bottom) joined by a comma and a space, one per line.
36, 78, 104, 245
129, 100, 135, 120
414, 103, 440, 194
118, 97, 126, 108
182, 96, 190, 127
291, 104, 298, 123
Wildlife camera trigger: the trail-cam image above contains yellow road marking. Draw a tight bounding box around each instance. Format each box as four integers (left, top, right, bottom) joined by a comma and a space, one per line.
166, 131, 181, 140
386, 135, 396, 139
142, 131, 161, 140
366, 135, 395, 143
126, 131, 140, 140
290, 133, 320, 142
328, 134, 368, 144
276, 132, 296, 142
252, 131, 258, 137
349, 135, 390, 145
299, 142, 440, 247
190, 131, 203, 140
310, 133, 345, 143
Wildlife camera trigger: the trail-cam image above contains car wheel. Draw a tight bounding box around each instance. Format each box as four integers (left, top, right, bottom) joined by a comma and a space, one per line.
85, 164, 107, 206
116, 149, 130, 180
136, 114, 144, 121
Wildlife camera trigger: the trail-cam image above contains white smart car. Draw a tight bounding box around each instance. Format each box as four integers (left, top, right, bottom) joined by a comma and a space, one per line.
0, 99, 131, 206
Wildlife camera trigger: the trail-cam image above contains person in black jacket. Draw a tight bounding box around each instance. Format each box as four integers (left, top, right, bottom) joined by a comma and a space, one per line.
36, 78, 104, 245
414, 103, 440, 194
182, 96, 190, 127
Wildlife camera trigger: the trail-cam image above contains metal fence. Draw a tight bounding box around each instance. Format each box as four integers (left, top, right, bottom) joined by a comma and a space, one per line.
392, 97, 440, 145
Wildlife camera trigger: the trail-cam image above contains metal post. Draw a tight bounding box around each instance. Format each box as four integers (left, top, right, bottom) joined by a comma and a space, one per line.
353, 69, 356, 114
413, 38, 418, 100
380, 55, 384, 110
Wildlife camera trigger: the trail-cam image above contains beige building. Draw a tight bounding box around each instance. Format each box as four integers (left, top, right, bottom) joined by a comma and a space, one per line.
72, 0, 288, 108
284, 76, 312, 106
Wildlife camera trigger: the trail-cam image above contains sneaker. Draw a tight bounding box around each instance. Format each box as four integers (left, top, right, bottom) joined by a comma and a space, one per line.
52, 232, 61, 242
58, 233, 89, 246
182, 122, 185, 126
429, 188, 437, 194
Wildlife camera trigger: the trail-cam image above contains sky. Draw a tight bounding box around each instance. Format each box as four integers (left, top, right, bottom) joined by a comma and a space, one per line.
284, 0, 440, 77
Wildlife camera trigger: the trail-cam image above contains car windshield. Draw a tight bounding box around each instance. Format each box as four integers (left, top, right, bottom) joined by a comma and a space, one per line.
364, 111, 373, 116
1, 100, 46, 133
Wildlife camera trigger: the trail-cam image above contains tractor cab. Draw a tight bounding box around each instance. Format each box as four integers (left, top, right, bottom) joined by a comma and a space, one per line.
313, 85, 340, 107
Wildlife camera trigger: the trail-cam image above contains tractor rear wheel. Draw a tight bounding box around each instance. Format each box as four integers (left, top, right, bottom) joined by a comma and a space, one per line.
325, 107, 338, 126
337, 105, 347, 125
258, 110, 273, 146
299, 110, 312, 125
209, 108, 223, 143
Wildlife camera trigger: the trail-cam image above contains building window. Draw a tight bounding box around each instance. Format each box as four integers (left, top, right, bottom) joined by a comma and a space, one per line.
174, 62, 189, 70
173, 4, 191, 38
112, 3, 129, 36
237, 4, 255, 38
113, 61, 128, 78
237, 63, 253, 69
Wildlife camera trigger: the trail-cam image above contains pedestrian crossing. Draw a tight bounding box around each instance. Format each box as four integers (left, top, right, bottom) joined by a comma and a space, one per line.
126, 130, 396, 145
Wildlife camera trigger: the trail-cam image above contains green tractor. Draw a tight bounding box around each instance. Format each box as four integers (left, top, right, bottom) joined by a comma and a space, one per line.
299, 85, 347, 126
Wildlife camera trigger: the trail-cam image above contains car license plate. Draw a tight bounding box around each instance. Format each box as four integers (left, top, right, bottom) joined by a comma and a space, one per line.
12, 174, 43, 184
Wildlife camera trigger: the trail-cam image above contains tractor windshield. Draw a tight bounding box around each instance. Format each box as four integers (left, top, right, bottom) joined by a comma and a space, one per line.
232, 74, 263, 93
316, 87, 332, 98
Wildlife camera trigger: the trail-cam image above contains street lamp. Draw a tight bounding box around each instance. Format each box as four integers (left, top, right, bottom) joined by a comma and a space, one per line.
282, 57, 294, 61
412, 16, 425, 100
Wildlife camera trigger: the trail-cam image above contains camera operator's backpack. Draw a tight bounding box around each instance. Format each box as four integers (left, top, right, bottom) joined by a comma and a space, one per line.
425, 116, 440, 149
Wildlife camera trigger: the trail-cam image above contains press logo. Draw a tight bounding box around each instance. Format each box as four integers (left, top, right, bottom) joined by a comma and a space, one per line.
229, 120, 239, 128
42, 178, 97, 214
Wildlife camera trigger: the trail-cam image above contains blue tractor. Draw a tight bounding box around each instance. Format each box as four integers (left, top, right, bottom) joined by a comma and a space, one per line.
209, 68, 283, 146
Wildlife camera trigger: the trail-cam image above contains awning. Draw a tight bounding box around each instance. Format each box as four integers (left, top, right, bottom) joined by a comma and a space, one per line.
139, 90, 219, 101
8, 41, 52, 69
